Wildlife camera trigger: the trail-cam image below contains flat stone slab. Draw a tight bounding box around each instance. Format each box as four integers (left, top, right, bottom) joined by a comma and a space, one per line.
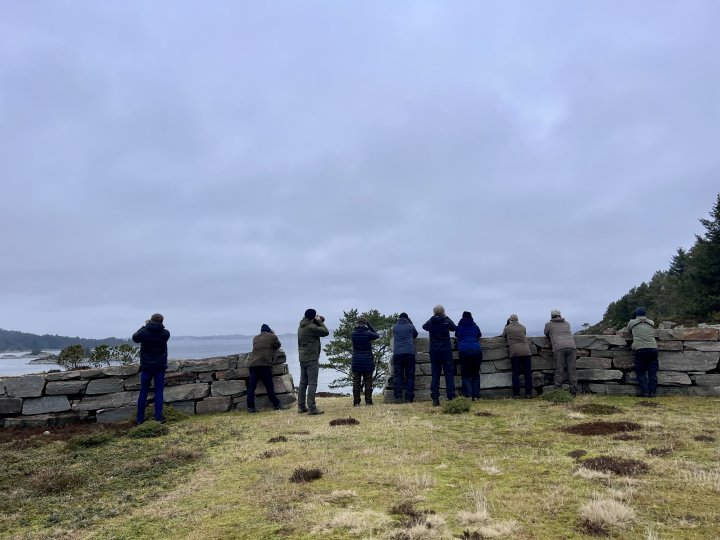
659, 351, 719, 371
86, 378, 125, 395
492, 359, 511, 370
181, 357, 230, 372
482, 349, 509, 361
480, 373, 512, 389
656, 341, 683, 351
480, 362, 497, 374
529, 337, 551, 349
576, 358, 612, 369
250, 393, 297, 410
256, 374, 294, 395
78, 369, 106, 379
163, 383, 209, 402
576, 369, 623, 381
74, 391, 137, 411
587, 383, 638, 396
657, 328, 720, 341
626, 371, 693, 386
196, 396, 232, 414
3, 375, 45, 398
222, 368, 250, 380
46, 371, 83, 381
272, 363, 289, 376
531, 356, 554, 370
22, 396, 71, 415
573, 335, 629, 349
415, 352, 430, 364
211, 380, 247, 397
45, 380, 88, 395
101, 365, 140, 377
479, 337, 508, 350
4, 412, 82, 428
692, 374, 720, 386
683, 341, 720, 352
167, 400, 195, 415
0, 397, 23, 414
96, 406, 135, 424
656, 386, 720, 397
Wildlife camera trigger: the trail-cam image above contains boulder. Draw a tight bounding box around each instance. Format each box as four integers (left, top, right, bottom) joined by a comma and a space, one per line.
4, 375, 45, 398
196, 397, 232, 414
577, 369, 623, 381
691, 374, 720, 387
493, 359, 511, 371
22, 396, 71, 415
85, 378, 125, 395
211, 380, 247, 397
573, 335, 629, 350
612, 354, 635, 369
163, 383, 210, 402
96, 406, 135, 424
658, 371, 692, 385
480, 362, 497, 374
74, 391, 137, 411
272, 363, 289, 376
45, 380, 88, 395
659, 351, 719, 371
165, 371, 199, 387
683, 341, 720, 352
181, 357, 231, 373
256, 374, 294, 395
198, 372, 214, 383
167, 401, 195, 415
478, 388, 515, 398
576, 357, 612, 369
272, 351, 287, 365
249, 393, 297, 410
0, 397, 23, 415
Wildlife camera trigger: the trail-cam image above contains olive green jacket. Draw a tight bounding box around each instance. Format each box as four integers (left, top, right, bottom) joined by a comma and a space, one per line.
297, 318, 330, 363
626, 317, 657, 350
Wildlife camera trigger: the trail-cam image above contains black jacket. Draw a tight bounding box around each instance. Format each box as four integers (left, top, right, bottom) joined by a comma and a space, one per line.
132, 321, 171, 371
351, 323, 379, 372
422, 315, 457, 354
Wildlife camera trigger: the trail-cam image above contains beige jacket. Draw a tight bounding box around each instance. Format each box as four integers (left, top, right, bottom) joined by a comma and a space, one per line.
503, 321, 532, 357
543, 318, 576, 351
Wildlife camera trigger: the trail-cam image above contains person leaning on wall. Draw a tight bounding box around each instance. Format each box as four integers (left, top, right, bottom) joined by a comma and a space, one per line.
502, 314, 533, 399
297, 308, 329, 415
351, 317, 380, 406
455, 311, 482, 400
422, 305, 458, 406
246, 324, 287, 412
391, 312, 418, 403
544, 309, 578, 395
132, 313, 171, 424
626, 307, 659, 398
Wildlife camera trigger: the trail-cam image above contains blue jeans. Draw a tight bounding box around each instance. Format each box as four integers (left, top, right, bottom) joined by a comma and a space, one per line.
459, 351, 482, 399
430, 351, 456, 401
511, 356, 533, 396
248, 365, 280, 409
393, 353, 416, 401
635, 348, 658, 396
136, 367, 165, 423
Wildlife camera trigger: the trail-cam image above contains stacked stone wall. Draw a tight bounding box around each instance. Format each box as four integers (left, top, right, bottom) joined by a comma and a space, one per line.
0, 351, 296, 427
383, 328, 720, 400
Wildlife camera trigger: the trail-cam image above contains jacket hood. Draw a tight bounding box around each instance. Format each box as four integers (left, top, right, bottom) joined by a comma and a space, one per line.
550, 317, 566, 323
299, 318, 315, 328
458, 317, 476, 327
145, 321, 166, 332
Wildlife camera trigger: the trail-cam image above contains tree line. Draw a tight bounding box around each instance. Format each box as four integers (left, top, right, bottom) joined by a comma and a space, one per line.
590, 193, 720, 331
0, 329, 129, 353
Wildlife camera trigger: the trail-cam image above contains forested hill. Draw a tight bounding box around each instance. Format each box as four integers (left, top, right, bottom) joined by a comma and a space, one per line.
0, 329, 129, 352
588, 193, 720, 332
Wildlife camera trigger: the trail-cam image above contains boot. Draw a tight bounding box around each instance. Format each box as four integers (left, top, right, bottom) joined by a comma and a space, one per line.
308, 408, 325, 415
432, 399, 440, 407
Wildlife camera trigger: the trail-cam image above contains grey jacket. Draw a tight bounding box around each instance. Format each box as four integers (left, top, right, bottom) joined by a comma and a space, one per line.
502, 321, 531, 357
392, 317, 418, 355
626, 317, 657, 350
544, 318, 576, 351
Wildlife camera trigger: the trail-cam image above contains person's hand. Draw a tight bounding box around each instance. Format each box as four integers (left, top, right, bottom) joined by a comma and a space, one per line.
316, 315, 325, 323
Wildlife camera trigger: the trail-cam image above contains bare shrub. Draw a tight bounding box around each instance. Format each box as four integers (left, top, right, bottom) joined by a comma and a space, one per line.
390, 500, 436, 527
581, 456, 649, 476
290, 467, 323, 483
268, 435, 288, 443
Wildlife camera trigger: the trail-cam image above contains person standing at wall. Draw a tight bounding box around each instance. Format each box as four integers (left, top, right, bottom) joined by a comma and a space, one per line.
392, 312, 418, 403
133, 313, 170, 424
246, 324, 285, 412
351, 317, 380, 406
455, 311, 482, 400
503, 314, 533, 399
297, 309, 329, 415
626, 307, 659, 398
422, 305, 458, 406
544, 309, 578, 395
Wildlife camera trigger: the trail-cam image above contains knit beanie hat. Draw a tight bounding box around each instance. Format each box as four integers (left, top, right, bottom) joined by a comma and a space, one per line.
509, 314, 518, 321
357, 317, 368, 326
260, 324, 272, 333
304, 308, 317, 320
550, 309, 562, 318
462, 311, 472, 319
635, 307, 647, 317
399, 312, 408, 319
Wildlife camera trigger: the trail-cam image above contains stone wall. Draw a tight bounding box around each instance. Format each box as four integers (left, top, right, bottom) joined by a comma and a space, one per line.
383, 328, 720, 400
0, 351, 296, 427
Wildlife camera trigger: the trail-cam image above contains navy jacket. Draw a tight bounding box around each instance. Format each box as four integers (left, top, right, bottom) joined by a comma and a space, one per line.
351, 324, 379, 372
392, 317, 418, 355
132, 321, 170, 371
422, 315, 457, 354
455, 317, 482, 353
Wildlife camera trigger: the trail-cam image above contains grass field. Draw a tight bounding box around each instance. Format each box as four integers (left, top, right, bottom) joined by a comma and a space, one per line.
1, 394, 718, 539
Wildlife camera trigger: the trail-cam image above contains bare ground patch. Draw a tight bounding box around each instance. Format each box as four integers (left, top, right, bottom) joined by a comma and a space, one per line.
636, 400, 660, 408
694, 434, 716, 442
563, 421, 642, 436
268, 435, 288, 443
580, 456, 650, 476
567, 449, 587, 460
290, 467, 323, 483
614, 433, 641, 441
647, 447, 673, 457
573, 404, 624, 415
329, 417, 360, 426
474, 411, 497, 417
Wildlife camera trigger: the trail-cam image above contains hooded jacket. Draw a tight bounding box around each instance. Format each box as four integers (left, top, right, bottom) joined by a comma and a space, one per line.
132, 321, 170, 371
392, 317, 418, 355
351, 323, 380, 372
248, 331, 282, 367
543, 317, 576, 351
502, 321, 532, 357
422, 315, 457, 354
455, 317, 482, 353
297, 318, 330, 363
626, 317, 657, 350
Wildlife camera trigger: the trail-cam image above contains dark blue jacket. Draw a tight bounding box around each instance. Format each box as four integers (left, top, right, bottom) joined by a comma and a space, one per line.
422, 316, 457, 354
392, 317, 418, 355
351, 324, 379, 372
132, 321, 170, 371
455, 317, 482, 353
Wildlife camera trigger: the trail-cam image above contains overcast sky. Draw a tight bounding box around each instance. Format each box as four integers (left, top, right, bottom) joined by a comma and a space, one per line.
1, 1, 719, 338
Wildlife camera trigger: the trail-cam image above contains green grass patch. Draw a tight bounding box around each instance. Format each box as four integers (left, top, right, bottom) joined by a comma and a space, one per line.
442, 396, 472, 414
128, 420, 169, 438
539, 389, 575, 403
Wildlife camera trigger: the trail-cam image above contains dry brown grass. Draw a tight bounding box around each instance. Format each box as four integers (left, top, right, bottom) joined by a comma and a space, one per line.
579, 494, 635, 534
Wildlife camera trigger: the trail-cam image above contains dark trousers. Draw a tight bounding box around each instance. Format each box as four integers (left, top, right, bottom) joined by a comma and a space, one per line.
136, 367, 165, 423
459, 350, 482, 399
247, 365, 280, 409
430, 351, 456, 401
511, 355, 533, 396
353, 370, 373, 404
393, 353, 416, 401
298, 361, 319, 410
635, 348, 659, 397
